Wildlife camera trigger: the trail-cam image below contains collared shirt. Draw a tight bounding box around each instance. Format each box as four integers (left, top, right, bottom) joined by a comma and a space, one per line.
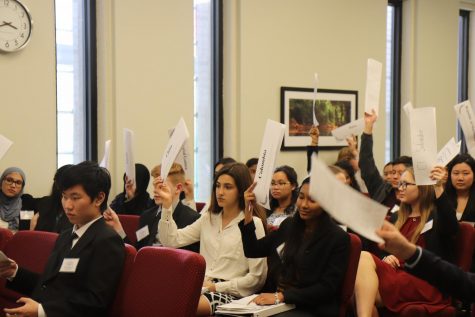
71, 215, 103, 248
158, 208, 267, 297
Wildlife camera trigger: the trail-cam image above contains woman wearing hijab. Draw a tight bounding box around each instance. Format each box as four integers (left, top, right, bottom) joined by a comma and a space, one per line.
110, 163, 154, 215
0, 167, 26, 230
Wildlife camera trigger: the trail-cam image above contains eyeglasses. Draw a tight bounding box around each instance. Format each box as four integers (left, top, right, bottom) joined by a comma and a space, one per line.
271, 181, 290, 187
397, 181, 416, 190
3, 177, 23, 187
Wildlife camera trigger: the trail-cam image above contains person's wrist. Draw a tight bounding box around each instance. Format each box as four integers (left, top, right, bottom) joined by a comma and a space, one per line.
163, 199, 173, 210
400, 242, 417, 260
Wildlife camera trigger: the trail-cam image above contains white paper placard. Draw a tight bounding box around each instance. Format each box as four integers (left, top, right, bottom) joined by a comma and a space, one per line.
312, 73, 319, 126
454, 100, 475, 158
0, 135, 13, 161
403, 102, 414, 118
124, 129, 135, 185
331, 118, 365, 141
309, 155, 387, 243
99, 140, 111, 169
364, 58, 383, 115
161, 118, 190, 180
409, 107, 437, 185
436, 138, 461, 167
253, 119, 286, 209
168, 128, 193, 178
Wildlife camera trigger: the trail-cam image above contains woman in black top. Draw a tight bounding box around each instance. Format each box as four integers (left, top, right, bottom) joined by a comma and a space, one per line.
110, 163, 154, 215
240, 177, 350, 317
445, 154, 475, 222
33, 164, 73, 232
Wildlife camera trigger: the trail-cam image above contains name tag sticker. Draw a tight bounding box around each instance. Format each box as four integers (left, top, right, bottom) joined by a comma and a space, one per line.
60, 258, 79, 273
390, 205, 400, 214
20, 210, 34, 220
421, 220, 433, 234
136, 226, 150, 242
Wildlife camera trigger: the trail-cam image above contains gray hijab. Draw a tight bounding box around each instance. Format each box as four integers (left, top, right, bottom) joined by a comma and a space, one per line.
0, 167, 26, 230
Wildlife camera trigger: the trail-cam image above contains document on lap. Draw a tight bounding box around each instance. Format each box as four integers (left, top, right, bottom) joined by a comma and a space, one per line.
454, 100, 475, 158
436, 137, 461, 167
253, 119, 286, 210
99, 139, 111, 169
364, 58, 383, 115
409, 107, 437, 185
331, 118, 365, 141
0, 134, 13, 161
161, 117, 190, 180
309, 155, 387, 243
124, 129, 136, 185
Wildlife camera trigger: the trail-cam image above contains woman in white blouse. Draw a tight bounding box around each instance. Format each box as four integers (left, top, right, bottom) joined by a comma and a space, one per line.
157, 162, 268, 316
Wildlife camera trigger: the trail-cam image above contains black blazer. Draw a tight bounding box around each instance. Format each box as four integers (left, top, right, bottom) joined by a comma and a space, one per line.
408, 248, 475, 302
8, 218, 125, 317
134, 201, 200, 252
389, 192, 459, 263
239, 213, 350, 317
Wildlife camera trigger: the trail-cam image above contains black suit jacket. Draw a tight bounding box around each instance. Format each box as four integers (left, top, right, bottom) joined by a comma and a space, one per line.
239, 213, 350, 317
134, 201, 200, 252
7, 218, 125, 317
408, 248, 475, 302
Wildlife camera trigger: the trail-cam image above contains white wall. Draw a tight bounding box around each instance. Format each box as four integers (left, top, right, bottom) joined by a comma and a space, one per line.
400, 0, 459, 155
97, 0, 194, 196
0, 0, 56, 197
223, 0, 387, 181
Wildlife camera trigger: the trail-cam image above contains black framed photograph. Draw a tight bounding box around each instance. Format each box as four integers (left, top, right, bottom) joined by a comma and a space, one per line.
280, 87, 358, 150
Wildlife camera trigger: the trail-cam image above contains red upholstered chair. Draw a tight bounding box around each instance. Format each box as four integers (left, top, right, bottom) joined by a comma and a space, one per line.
120, 247, 205, 317
117, 214, 140, 245
108, 244, 137, 317
196, 202, 206, 213
0, 229, 13, 251
455, 222, 475, 271
0, 231, 58, 314
339, 233, 362, 317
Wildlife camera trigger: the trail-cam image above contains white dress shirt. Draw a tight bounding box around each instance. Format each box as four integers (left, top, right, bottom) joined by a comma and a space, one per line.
158, 208, 267, 297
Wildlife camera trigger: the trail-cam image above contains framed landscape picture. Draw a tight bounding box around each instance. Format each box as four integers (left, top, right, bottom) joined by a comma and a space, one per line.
280, 86, 358, 150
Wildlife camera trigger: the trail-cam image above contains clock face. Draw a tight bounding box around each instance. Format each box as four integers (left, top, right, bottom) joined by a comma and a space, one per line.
0, 0, 32, 52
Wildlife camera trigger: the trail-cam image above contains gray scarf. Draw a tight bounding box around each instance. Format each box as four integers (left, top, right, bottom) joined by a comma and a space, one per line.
0, 167, 26, 230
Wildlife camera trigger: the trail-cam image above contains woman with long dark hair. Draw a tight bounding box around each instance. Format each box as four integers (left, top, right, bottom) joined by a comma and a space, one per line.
158, 162, 268, 316
445, 154, 475, 221
240, 173, 350, 316
267, 165, 298, 229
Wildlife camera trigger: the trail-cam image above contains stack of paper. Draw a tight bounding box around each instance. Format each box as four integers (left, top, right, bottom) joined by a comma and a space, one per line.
215, 295, 295, 317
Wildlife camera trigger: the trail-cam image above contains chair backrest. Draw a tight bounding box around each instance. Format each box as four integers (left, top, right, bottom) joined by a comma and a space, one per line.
196, 202, 206, 213
117, 214, 140, 246
120, 247, 205, 317
339, 233, 362, 317
0, 231, 58, 304
0, 229, 13, 251
455, 222, 475, 272
108, 244, 137, 317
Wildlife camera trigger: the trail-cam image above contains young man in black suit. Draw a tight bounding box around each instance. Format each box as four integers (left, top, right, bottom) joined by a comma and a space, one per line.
0, 161, 125, 317
104, 162, 200, 252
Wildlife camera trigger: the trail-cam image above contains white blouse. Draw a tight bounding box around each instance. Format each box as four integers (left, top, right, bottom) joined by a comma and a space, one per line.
158, 208, 267, 297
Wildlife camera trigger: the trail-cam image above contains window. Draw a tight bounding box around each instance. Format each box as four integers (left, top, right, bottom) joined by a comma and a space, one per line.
458, 10, 470, 152
385, 0, 402, 162
55, 0, 96, 168
194, 0, 222, 201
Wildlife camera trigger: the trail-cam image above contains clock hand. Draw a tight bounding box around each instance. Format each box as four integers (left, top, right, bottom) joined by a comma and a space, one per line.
3, 22, 17, 30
